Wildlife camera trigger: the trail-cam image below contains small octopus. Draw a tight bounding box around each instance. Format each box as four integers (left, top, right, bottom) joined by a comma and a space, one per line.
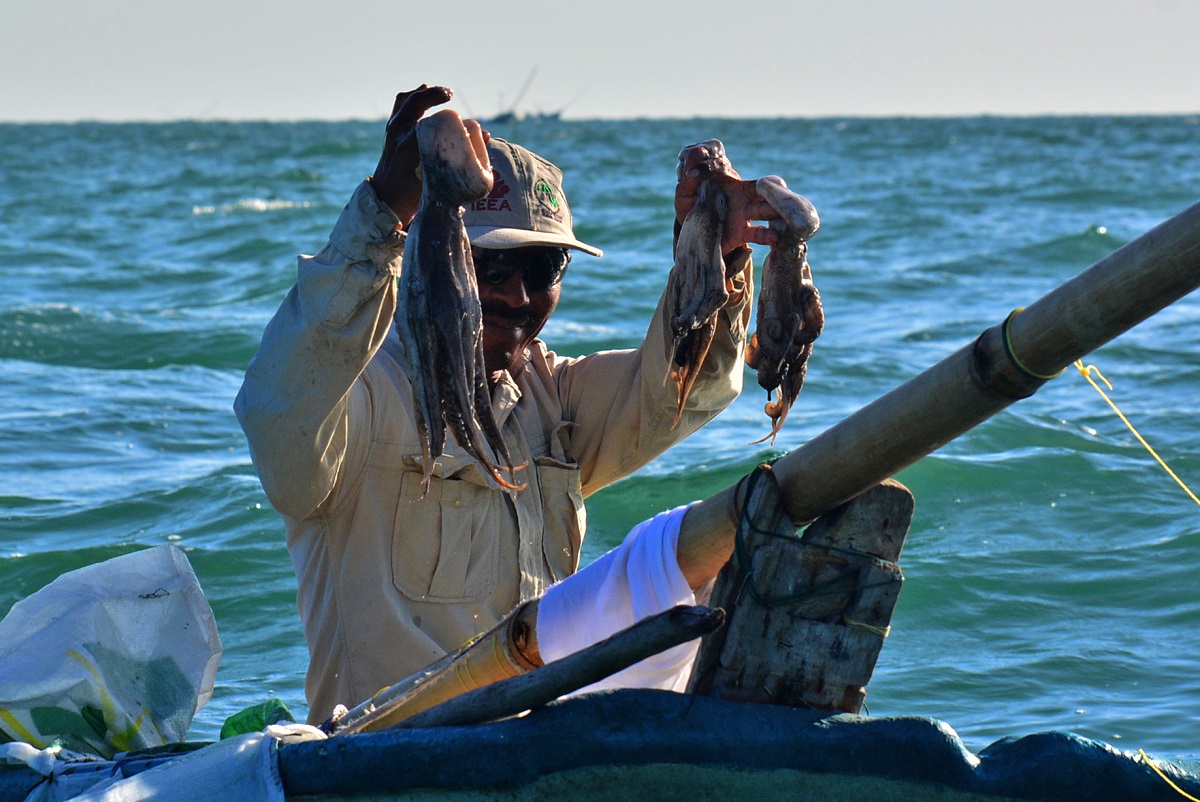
745, 175, 823, 444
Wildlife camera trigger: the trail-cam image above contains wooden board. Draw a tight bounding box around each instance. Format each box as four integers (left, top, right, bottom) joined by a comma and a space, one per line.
689, 466, 912, 713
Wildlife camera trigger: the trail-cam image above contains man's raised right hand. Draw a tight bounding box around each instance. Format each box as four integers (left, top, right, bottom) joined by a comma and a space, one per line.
370, 84, 454, 229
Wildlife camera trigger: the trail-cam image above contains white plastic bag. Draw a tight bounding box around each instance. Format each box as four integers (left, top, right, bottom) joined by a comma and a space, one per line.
0, 545, 222, 758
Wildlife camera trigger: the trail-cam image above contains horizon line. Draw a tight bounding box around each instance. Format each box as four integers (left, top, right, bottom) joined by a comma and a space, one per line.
3, 109, 1199, 126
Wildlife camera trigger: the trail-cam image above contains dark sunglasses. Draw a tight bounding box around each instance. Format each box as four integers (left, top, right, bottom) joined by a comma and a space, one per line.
472, 247, 571, 293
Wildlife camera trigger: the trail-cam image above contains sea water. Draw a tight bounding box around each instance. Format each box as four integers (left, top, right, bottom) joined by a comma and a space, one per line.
1, 115, 1198, 757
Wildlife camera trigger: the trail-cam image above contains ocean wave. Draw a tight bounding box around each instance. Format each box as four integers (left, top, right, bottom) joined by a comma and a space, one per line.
192, 197, 313, 216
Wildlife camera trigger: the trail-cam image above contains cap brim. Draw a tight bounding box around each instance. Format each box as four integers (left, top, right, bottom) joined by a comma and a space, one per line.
467, 226, 603, 257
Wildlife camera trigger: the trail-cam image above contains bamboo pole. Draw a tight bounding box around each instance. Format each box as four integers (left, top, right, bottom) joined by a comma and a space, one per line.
396, 606, 724, 730
680, 200, 1200, 566
331, 604, 722, 734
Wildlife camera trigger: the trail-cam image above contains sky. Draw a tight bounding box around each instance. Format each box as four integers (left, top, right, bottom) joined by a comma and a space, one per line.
5, 0, 1199, 122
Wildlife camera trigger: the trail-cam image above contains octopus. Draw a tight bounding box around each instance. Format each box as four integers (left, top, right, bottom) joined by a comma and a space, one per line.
395, 109, 524, 495
665, 140, 732, 430
666, 179, 729, 429
745, 175, 824, 444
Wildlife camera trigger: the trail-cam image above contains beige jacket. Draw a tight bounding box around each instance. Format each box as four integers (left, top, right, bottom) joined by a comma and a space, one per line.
235, 181, 752, 722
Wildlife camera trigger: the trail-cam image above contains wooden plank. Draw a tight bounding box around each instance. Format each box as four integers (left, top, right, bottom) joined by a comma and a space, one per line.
689, 467, 912, 713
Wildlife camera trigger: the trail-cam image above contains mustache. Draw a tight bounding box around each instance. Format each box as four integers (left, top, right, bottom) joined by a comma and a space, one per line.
480, 303, 534, 325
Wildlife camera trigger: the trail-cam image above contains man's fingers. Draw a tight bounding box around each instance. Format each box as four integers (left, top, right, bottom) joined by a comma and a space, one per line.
677, 177, 776, 230
736, 224, 780, 249
372, 85, 454, 223
686, 161, 722, 180
387, 85, 453, 131
387, 87, 419, 124
725, 197, 782, 251
681, 159, 740, 187
735, 198, 780, 223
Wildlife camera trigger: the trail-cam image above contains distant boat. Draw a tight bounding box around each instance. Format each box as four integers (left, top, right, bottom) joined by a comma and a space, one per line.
489, 110, 563, 126
487, 111, 519, 125
485, 68, 575, 125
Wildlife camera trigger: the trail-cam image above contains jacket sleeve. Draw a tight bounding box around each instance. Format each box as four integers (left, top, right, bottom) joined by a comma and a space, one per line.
557, 249, 754, 497
234, 181, 405, 519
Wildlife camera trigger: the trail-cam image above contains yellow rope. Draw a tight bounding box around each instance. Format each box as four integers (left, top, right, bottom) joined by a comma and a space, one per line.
1139, 749, 1200, 801
1074, 360, 1200, 508
841, 614, 891, 639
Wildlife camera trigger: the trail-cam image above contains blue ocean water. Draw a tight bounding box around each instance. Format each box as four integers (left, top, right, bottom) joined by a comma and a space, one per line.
1, 115, 1198, 758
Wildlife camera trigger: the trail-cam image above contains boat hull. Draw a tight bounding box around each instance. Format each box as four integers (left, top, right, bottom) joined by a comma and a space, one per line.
280, 690, 1198, 801
3, 690, 1197, 801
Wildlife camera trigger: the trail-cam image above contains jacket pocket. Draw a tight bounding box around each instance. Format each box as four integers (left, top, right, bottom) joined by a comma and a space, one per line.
392, 471, 499, 603
536, 458, 585, 584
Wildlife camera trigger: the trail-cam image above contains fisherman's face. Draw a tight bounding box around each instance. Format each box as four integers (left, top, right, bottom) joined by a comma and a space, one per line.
473, 246, 570, 382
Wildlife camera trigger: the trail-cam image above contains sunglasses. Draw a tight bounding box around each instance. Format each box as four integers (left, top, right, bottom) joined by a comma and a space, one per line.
471, 247, 571, 293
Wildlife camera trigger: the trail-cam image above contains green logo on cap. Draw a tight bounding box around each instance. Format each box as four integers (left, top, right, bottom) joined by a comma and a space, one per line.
534, 180, 560, 211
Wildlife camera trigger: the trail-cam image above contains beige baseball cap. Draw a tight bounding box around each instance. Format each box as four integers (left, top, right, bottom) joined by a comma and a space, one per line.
463, 137, 603, 257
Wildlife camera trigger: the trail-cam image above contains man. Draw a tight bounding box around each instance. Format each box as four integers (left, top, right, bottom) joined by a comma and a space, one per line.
235, 84, 782, 723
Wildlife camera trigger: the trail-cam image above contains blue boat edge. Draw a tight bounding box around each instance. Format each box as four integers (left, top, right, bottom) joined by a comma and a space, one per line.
3, 689, 1197, 801
280, 689, 1200, 801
